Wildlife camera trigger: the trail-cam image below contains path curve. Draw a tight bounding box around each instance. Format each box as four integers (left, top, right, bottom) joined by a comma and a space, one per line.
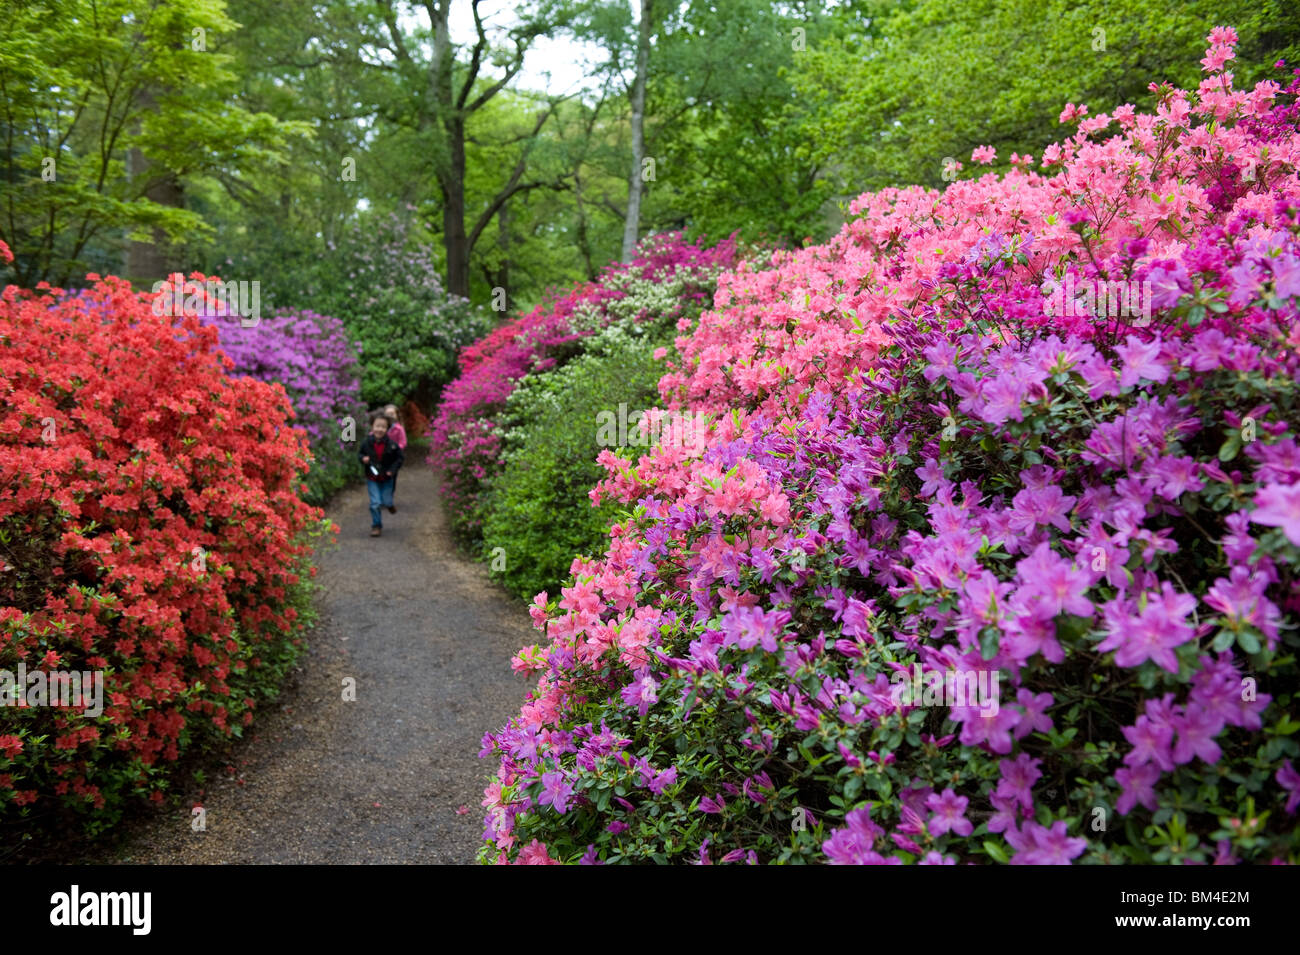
106, 468, 531, 863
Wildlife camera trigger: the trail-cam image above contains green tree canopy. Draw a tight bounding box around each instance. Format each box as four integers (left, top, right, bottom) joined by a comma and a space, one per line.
0, 0, 298, 286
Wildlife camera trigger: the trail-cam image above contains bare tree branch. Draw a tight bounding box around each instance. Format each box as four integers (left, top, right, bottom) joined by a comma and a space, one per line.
377, 0, 413, 65
466, 106, 563, 253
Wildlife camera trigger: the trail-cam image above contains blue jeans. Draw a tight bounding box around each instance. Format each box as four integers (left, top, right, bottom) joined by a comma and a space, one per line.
367, 478, 395, 527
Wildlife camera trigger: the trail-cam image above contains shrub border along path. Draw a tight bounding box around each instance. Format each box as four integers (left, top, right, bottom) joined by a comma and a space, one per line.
90, 465, 530, 863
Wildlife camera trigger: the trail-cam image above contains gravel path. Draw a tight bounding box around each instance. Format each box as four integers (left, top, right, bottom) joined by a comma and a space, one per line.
102, 467, 532, 864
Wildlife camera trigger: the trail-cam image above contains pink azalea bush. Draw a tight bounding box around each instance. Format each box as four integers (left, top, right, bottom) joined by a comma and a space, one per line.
479, 31, 1300, 864
428, 232, 738, 541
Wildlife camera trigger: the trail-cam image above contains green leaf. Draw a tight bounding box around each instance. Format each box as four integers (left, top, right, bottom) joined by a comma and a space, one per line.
1218, 435, 1242, 462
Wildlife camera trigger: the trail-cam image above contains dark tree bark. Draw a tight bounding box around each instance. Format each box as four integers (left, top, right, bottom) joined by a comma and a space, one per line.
378, 0, 563, 298
496, 200, 510, 304
124, 89, 184, 284
441, 114, 469, 297
621, 0, 654, 262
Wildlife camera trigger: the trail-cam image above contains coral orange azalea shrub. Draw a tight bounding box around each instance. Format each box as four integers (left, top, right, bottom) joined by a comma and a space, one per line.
0, 265, 328, 832
481, 32, 1300, 864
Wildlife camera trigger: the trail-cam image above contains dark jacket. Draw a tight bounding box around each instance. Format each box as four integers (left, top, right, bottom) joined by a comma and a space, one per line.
358, 433, 404, 482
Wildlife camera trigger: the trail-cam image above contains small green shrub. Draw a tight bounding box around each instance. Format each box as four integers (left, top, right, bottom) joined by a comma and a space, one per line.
480, 324, 671, 599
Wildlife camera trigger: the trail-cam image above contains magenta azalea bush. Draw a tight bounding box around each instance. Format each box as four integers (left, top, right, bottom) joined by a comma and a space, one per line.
428, 232, 738, 541
479, 31, 1300, 864
201, 306, 361, 443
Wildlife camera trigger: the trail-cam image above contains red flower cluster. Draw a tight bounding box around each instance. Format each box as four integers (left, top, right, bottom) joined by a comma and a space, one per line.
0, 272, 328, 824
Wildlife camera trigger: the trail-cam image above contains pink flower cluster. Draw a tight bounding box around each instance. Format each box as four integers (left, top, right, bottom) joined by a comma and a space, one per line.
479, 32, 1300, 864
428, 233, 737, 537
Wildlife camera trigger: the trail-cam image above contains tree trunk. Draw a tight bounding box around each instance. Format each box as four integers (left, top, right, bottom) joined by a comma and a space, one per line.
395, 0, 544, 299
441, 113, 469, 297
621, 0, 653, 262
575, 172, 595, 280
124, 88, 184, 284
425, 2, 471, 298
123, 155, 184, 285
496, 200, 510, 304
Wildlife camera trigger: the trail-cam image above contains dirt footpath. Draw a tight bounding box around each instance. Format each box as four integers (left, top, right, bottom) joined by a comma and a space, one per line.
102, 468, 532, 864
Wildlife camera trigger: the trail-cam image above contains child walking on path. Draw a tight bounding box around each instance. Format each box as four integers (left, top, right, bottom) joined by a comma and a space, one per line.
383, 403, 407, 500
359, 412, 404, 537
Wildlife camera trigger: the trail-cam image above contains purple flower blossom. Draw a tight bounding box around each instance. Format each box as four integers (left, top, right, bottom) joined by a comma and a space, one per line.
1014, 689, 1055, 739
1277, 761, 1300, 814
537, 771, 575, 814
926, 788, 973, 837
1096, 583, 1197, 673
996, 753, 1042, 811
1146, 261, 1191, 308
1115, 763, 1162, 814
1114, 335, 1168, 388
1014, 542, 1095, 618
1250, 482, 1300, 545
1122, 715, 1176, 772
699, 795, 727, 815
1171, 703, 1225, 766
1007, 821, 1088, 864
823, 806, 887, 864
620, 671, 660, 716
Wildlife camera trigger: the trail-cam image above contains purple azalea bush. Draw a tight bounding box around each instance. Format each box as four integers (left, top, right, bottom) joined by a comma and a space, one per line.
479, 41, 1300, 864
487, 239, 1300, 865
201, 306, 363, 501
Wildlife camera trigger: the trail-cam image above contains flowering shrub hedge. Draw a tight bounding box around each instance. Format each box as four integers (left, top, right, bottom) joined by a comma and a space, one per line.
430, 232, 738, 543
199, 304, 364, 505
0, 266, 328, 834
481, 323, 673, 599
480, 33, 1300, 864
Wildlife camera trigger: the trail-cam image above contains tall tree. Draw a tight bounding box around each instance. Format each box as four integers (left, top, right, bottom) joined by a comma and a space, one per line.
362, 0, 574, 297
574, 0, 844, 251
462, 84, 629, 298
620, 0, 653, 260
0, 0, 293, 287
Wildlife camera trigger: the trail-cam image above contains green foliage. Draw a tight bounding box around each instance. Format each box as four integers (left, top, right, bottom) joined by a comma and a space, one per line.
648, 0, 843, 246
0, 0, 300, 287
318, 215, 493, 409
481, 323, 670, 598
794, 0, 1300, 195
457, 89, 628, 305
301, 438, 359, 507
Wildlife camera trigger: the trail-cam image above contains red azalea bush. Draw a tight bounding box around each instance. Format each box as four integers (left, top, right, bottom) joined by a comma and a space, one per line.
480, 32, 1300, 864
0, 268, 329, 833
428, 232, 738, 541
